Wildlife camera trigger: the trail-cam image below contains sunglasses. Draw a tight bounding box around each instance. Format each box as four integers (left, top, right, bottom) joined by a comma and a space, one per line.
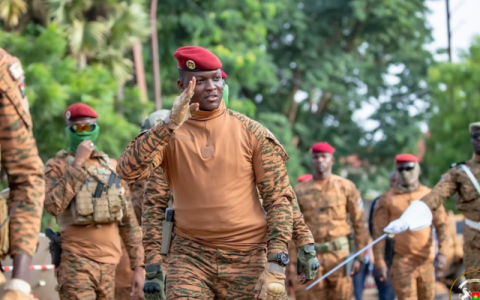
69, 123, 97, 133
471, 132, 480, 140
397, 162, 415, 172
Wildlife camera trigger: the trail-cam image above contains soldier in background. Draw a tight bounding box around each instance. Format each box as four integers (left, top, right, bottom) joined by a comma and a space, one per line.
372, 154, 449, 300
419, 122, 480, 280
294, 142, 369, 300
0, 48, 45, 299
44, 103, 144, 300
114, 109, 171, 300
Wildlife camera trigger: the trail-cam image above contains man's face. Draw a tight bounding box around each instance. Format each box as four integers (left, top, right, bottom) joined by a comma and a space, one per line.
311, 152, 334, 174
389, 172, 399, 188
177, 70, 224, 111
397, 162, 420, 187
471, 128, 480, 155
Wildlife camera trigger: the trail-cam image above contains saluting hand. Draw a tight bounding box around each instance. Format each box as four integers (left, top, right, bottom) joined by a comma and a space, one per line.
166, 77, 199, 130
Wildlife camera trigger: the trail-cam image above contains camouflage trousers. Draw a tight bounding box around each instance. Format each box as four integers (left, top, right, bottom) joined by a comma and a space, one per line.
390, 254, 435, 300
292, 251, 352, 300
463, 224, 480, 281
166, 235, 288, 300
56, 249, 115, 300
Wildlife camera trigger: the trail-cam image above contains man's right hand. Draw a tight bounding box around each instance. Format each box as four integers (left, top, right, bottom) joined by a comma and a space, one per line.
143, 264, 166, 300
73, 140, 95, 168
166, 77, 199, 130
375, 266, 388, 283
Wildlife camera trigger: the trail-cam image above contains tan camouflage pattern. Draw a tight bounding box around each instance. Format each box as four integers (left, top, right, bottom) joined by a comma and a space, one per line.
44, 152, 144, 269
294, 175, 368, 250
372, 185, 449, 269
390, 254, 435, 300
128, 180, 145, 225
56, 249, 115, 300
166, 235, 288, 300
421, 155, 480, 273
116, 108, 294, 255
422, 156, 480, 221
114, 287, 130, 300
292, 175, 367, 299
0, 48, 45, 257
143, 167, 171, 266
293, 251, 352, 300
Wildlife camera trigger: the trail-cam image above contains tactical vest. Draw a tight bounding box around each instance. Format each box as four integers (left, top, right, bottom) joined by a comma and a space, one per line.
56, 151, 126, 227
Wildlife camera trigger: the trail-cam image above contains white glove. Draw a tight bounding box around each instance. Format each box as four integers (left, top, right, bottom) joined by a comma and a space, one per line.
383, 219, 409, 234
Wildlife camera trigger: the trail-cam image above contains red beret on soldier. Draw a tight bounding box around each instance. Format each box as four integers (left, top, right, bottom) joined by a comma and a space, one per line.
297, 174, 313, 183
174, 46, 222, 71
221, 70, 228, 79
311, 142, 335, 154
395, 153, 418, 164
64, 103, 98, 120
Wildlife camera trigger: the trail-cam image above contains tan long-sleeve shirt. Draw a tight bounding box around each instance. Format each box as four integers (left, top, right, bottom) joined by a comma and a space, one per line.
116, 101, 294, 255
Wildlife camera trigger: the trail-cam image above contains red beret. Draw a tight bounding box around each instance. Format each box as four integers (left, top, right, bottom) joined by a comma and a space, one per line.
221, 69, 228, 79
297, 174, 313, 183
174, 46, 222, 71
395, 153, 418, 164
311, 142, 335, 153
64, 103, 98, 120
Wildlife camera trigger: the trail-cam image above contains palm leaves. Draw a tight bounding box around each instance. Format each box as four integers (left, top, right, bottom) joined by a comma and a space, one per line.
0, 0, 28, 27
46, 0, 149, 84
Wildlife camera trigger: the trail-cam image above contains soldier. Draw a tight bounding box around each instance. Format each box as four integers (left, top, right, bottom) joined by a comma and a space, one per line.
116, 46, 315, 300
366, 171, 397, 300
294, 142, 369, 300
0, 48, 45, 299
114, 109, 172, 300
43, 103, 145, 300
372, 153, 449, 300
416, 122, 480, 280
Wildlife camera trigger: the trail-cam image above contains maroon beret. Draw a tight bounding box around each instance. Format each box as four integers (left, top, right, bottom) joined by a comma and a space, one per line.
297, 174, 313, 183
174, 46, 222, 71
395, 153, 418, 164
221, 70, 228, 79
311, 142, 335, 154
64, 103, 98, 120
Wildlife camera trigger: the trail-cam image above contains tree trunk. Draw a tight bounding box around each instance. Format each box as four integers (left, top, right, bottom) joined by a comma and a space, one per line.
288, 69, 301, 124
316, 90, 332, 115
150, 0, 162, 110
132, 42, 148, 103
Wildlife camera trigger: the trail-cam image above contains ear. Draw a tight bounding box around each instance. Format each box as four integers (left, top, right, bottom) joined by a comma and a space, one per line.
177, 79, 184, 91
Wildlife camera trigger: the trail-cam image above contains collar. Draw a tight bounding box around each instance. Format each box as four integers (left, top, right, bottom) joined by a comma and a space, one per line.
190, 100, 226, 121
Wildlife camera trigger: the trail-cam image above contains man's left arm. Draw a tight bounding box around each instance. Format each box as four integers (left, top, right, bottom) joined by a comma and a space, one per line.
253, 131, 293, 256
346, 184, 369, 254
291, 193, 314, 247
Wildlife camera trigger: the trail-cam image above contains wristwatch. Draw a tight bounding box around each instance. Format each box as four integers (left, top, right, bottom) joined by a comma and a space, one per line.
267, 252, 290, 267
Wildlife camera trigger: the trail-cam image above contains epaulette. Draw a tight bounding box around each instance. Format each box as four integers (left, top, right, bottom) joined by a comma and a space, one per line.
450, 162, 466, 168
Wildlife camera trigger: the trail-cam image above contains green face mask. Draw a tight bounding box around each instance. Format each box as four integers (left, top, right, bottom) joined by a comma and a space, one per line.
65, 125, 100, 153
223, 83, 229, 107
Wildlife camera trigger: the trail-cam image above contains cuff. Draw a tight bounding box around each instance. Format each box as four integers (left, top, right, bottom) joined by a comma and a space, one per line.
66, 164, 88, 183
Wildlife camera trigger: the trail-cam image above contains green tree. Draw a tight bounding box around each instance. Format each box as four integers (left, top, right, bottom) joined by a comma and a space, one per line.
424, 36, 480, 200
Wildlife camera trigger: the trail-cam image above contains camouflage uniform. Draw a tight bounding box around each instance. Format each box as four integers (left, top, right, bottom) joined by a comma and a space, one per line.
0, 48, 45, 259
0, 47, 45, 297
44, 152, 144, 300
293, 175, 369, 300
116, 105, 294, 299
421, 154, 480, 280
115, 180, 144, 300
372, 185, 449, 300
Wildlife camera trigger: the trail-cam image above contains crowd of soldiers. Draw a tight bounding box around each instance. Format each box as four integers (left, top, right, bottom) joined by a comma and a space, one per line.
1, 43, 480, 300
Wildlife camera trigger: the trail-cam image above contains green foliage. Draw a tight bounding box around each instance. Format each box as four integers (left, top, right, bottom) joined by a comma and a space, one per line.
0, 24, 150, 162
424, 36, 480, 191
